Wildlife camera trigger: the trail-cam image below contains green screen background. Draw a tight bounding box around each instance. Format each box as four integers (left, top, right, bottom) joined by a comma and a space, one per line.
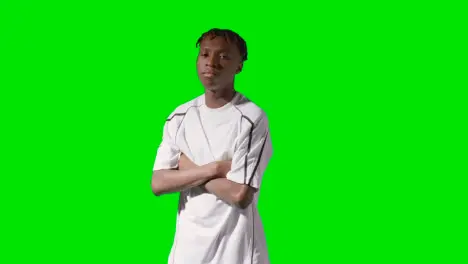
1, 1, 465, 264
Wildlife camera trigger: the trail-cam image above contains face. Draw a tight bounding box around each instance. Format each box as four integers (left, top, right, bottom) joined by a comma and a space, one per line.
196, 36, 243, 91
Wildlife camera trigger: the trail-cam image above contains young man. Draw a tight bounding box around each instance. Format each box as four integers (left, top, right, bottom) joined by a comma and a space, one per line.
151, 28, 273, 264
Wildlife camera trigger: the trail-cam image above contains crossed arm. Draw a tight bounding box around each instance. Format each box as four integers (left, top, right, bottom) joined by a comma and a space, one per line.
151, 155, 255, 209
179, 154, 254, 209
152, 111, 270, 209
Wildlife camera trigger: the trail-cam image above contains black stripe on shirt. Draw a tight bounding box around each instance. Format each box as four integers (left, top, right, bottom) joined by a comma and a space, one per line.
166, 113, 186, 122
242, 115, 254, 184
165, 105, 199, 143
248, 131, 268, 186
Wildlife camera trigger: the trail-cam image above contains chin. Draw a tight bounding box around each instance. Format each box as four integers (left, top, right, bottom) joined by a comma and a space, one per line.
204, 84, 222, 92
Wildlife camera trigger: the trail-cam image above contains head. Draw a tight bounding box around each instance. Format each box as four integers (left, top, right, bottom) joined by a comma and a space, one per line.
196, 28, 248, 92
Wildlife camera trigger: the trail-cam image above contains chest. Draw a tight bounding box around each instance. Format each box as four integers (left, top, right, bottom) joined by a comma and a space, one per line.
175, 110, 240, 164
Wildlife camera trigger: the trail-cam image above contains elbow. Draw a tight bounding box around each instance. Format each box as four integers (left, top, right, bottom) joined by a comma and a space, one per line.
151, 171, 164, 196
235, 201, 250, 210
151, 182, 162, 196
152, 186, 163, 196
232, 190, 253, 209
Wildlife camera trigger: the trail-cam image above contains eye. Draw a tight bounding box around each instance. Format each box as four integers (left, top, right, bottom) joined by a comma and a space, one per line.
220, 54, 230, 60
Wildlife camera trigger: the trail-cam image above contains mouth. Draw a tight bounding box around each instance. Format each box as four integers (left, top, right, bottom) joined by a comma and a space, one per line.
203, 73, 215, 78
201, 71, 219, 78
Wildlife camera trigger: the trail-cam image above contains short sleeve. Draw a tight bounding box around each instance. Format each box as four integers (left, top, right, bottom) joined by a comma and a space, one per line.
226, 114, 273, 189
152, 114, 182, 171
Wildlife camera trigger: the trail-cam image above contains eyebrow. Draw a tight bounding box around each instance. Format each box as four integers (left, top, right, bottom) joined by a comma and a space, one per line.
201, 47, 231, 53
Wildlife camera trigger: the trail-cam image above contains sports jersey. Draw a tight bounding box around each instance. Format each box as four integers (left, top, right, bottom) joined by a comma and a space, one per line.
153, 92, 273, 264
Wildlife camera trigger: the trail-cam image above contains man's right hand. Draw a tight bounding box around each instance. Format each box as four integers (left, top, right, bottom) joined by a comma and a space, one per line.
179, 153, 197, 170
215, 160, 232, 178
179, 153, 232, 179
152, 157, 230, 196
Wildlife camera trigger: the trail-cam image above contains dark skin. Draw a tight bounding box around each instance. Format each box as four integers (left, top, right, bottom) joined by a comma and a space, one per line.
196, 36, 243, 108
179, 154, 254, 209
152, 36, 254, 209
188, 36, 254, 208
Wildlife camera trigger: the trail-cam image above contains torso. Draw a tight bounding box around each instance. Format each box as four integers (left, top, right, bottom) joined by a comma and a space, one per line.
166, 92, 270, 264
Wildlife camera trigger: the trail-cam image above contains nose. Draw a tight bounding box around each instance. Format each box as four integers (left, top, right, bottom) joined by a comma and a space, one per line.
206, 55, 219, 67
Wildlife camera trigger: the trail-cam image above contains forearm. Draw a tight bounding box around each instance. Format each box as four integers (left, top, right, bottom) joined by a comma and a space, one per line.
204, 178, 248, 207
178, 154, 252, 208
179, 155, 238, 203
151, 165, 216, 196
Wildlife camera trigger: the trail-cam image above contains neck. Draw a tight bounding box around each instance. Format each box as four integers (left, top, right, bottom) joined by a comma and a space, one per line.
204, 84, 236, 109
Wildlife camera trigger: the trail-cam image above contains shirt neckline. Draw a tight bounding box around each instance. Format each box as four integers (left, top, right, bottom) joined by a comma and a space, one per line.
201, 92, 240, 114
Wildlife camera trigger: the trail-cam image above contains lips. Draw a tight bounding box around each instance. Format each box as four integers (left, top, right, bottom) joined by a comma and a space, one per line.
202, 68, 219, 74
203, 72, 216, 77
202, 71, 219, 78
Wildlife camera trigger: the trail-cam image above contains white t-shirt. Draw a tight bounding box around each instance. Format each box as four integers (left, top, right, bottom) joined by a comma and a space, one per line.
153, 92, 273, 264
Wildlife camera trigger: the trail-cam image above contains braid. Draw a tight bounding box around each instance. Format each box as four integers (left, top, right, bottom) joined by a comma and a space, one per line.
196, 28, 248, 62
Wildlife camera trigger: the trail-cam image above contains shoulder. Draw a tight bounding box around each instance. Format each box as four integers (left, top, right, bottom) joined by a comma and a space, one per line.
166, 94, 204, 121
163, 94, 204, 136
233, 93, 269, 126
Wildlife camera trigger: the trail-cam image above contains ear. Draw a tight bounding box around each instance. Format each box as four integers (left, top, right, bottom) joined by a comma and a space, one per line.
236, 63, 244, 74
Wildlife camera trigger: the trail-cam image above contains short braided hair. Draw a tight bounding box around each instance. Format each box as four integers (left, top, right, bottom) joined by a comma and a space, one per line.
196, 28, 248, 62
